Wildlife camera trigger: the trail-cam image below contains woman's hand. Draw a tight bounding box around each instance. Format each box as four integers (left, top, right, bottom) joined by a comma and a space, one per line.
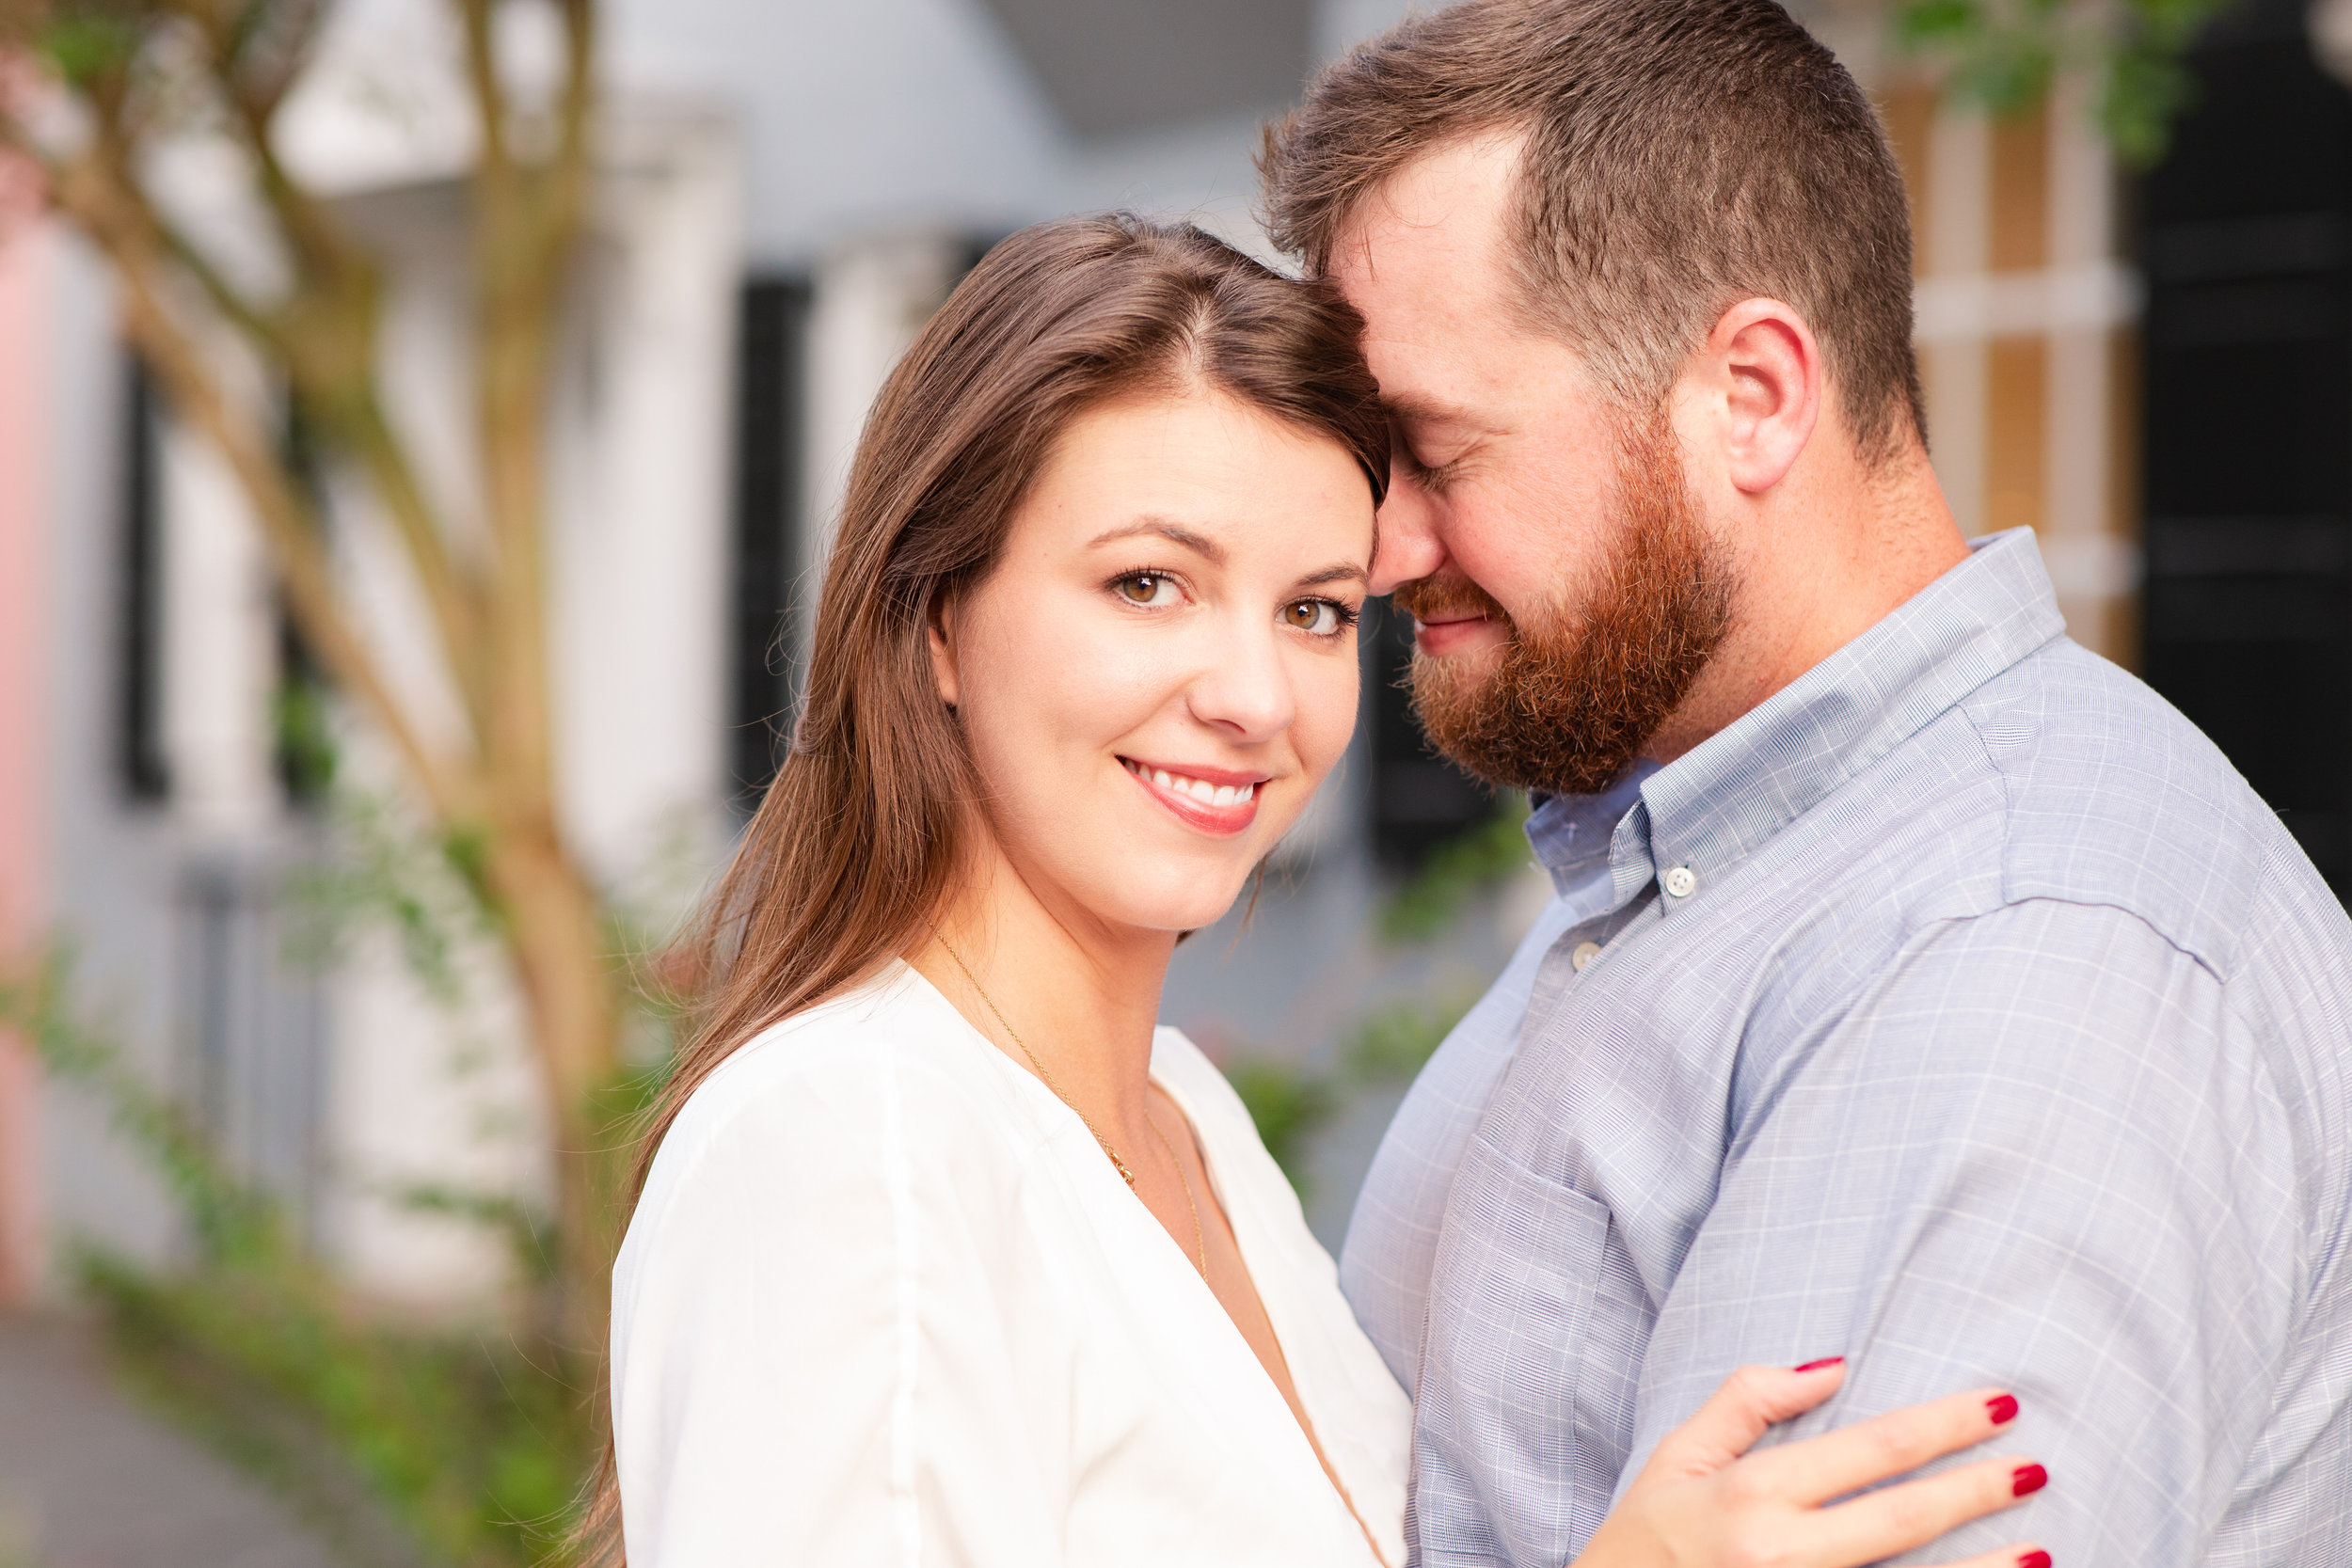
1576, 1359, 2048, 1568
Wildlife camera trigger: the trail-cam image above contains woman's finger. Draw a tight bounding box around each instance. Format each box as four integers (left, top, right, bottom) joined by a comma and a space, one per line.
1735, 1386, 2022, 1506
1929, 1548, 2052, 1568
1640, 1360, 1849, 1482
1802, 1453, 2047, 1568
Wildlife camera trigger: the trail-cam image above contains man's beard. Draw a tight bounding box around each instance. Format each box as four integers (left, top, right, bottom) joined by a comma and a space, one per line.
1393, 413, 1734, 798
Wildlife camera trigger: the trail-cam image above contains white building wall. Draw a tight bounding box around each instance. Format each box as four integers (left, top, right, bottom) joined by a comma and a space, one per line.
38, 237, 188, 1284
799, 233, 970, 617
606, 0, 1068, 271
155, 417, 281, 841
556, 108, 744, 880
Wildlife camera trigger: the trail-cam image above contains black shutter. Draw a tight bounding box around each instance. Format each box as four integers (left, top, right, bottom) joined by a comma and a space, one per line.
1364, 596, 1491, 866
729, 277, 813, 813
2140, 0, 2352, 897
119, 353, 170, 804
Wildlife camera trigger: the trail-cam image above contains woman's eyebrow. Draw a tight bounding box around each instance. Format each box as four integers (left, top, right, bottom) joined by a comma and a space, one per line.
1088, 516, 1226, 562
1295, 562, 1370, 589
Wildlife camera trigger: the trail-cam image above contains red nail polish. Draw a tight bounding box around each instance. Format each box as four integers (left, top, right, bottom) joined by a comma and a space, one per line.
1986, 1392, 2020, 1425
1792, 1355, 1845, 1372
2016, 1552, 2052, 1568
2011, 1464, 2048, 1497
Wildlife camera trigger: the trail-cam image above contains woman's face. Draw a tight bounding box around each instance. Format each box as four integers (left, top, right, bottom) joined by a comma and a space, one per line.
931, 389, 1375, 937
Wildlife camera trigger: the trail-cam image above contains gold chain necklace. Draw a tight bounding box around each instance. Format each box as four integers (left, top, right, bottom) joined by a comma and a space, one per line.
938, 938, 1135, 1184
937, 940, 1208, 1279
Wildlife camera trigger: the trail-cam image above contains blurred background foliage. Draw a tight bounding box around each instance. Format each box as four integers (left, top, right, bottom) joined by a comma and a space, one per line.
1891, 0, 2237, 162
1226, 795, 1530, 1196
0, 772, 693, 1566
2, 945, 637, 1568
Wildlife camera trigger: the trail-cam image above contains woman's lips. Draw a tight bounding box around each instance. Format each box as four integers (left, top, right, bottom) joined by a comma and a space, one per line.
1120, 757, 1264, 836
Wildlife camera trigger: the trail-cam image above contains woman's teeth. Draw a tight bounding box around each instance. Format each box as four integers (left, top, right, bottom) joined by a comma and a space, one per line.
1127, 761, 1258, 809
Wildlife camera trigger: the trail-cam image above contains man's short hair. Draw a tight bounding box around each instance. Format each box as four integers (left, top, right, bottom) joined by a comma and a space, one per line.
1260, 0, 1926, 461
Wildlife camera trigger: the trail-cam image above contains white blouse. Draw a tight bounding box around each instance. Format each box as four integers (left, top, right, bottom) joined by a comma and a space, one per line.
612, 960, 1411, 1567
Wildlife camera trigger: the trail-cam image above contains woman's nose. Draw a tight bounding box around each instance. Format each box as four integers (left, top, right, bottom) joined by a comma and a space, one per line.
1185, 624, 1296, 741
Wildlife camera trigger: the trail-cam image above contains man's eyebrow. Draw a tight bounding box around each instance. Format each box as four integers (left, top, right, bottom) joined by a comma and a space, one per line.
1295, 562, 1370, 589
1087, 516, 1227, 563
1381, 391, 1485, 432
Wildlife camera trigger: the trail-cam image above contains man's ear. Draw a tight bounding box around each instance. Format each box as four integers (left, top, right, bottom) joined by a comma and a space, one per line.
927, 591, 961, 709
1708, 297, 1820, 496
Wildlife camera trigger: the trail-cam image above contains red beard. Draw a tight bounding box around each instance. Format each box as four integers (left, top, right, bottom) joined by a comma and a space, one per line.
1393, 412, 1733, 798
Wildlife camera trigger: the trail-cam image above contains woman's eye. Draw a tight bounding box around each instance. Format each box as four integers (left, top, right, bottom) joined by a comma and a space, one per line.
1282, 598, 1346, 636
1115, 572, 1175, 606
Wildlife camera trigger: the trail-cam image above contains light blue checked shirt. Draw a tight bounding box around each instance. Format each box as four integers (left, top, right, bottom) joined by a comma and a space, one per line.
1341, 530, 2352, 1566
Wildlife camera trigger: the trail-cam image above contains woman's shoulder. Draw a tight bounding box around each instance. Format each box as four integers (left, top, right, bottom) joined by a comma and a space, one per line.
1149, 1025, 1232, 1103
1147, 1026, 1306, 1211
644, 960, 1041, 1201
1149, 1025, 1260, 1138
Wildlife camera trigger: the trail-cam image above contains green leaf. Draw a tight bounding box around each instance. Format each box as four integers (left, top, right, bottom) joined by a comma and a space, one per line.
2102, 44, 2201, 166
1341, 995, 1469, 1086
38, 14, 139, 91
1894, 0, 1987, 49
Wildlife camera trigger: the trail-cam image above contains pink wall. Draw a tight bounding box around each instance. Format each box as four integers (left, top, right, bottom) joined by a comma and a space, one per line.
0, 216, 52, 1305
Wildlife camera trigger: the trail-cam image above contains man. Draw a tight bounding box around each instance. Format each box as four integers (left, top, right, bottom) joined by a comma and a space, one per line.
1261, 1, 2352, 1563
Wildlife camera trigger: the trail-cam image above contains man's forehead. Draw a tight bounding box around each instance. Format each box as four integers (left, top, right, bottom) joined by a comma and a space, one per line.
1326, 155, 1527, 417
1328, 132, 1523, 295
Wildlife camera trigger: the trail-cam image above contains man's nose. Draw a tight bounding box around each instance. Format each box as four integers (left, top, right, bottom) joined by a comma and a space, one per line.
1369, 468, 1447, 595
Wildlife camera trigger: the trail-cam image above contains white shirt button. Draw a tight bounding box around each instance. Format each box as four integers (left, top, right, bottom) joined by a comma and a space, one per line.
1662, 865, 1698, 899
1570, 941, 1602, 972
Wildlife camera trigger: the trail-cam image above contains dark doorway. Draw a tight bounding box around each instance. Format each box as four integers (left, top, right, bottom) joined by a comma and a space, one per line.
2139, 0, 2352, 896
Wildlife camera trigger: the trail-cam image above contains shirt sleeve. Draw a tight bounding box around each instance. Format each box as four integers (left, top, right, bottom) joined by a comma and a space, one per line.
1623, 896, 2304, 1565
612, 1040, 1068, 1568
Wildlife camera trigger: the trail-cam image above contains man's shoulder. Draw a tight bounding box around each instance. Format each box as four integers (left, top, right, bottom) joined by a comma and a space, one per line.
1948, 636, 2342, 981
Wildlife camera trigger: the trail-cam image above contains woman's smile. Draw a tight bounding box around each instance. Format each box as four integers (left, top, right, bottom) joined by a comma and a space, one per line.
1120, 755, 1271, 836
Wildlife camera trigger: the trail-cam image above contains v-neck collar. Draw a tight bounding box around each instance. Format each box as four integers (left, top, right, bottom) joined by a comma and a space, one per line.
883, 958, 1387, 1561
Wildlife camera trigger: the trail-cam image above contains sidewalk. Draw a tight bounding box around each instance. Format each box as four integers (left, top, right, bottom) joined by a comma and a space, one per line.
0, 1313, 335, 1568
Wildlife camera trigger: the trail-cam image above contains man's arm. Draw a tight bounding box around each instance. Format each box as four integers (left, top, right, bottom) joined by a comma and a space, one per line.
1624, 896, 2303, 1564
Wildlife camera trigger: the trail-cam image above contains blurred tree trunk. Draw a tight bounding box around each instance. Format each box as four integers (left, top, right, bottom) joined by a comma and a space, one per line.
0, 0, 620, 1354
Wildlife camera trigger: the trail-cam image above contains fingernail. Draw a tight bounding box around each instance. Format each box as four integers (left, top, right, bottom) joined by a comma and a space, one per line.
1986, 1392, 2020, 1424
1791, 1355, 1844, 1372
2011, 1464, 2048, 1497
2017, 1552, 2052, 1568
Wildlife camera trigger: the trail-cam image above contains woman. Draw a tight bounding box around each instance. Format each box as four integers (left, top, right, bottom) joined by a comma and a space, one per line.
594, 215, 2048, 1567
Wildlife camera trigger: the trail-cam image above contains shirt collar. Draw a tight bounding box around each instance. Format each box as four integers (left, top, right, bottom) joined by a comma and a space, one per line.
1525, 761, 1657, 896
1528, 528, 2066, 914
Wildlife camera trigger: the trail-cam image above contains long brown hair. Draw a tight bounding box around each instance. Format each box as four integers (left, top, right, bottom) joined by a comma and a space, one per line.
578, 213, 1386, 1559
